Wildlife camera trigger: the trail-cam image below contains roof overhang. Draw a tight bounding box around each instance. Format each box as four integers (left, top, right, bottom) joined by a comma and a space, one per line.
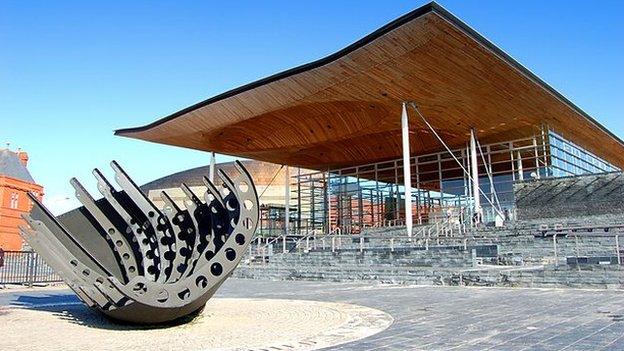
115, 2, 624, 170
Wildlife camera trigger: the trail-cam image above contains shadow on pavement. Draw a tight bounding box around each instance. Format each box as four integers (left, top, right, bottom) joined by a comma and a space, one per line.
6, 291, 202, 330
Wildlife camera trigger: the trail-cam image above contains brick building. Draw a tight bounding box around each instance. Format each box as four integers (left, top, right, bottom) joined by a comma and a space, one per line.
0, 148, 44, 250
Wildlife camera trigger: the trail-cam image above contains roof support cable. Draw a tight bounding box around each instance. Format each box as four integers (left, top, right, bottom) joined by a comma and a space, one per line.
407, 102, 505, 220
258, 165, 285, 200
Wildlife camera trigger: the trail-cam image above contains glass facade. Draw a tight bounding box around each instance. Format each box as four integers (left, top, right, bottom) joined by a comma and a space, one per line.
287, 128, 620, 235
549, 131, 618, 177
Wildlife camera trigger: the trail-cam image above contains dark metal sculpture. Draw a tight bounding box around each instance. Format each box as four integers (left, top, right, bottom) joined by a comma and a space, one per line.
19, 160, 258, 324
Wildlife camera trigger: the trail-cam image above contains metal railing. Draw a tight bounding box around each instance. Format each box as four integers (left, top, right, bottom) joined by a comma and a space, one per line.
246, 216, 467, 261
0, 250, 63, 286
244, 222, 624, 270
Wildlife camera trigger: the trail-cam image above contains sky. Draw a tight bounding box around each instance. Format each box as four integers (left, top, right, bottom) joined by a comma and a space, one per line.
1, 0, 623, 214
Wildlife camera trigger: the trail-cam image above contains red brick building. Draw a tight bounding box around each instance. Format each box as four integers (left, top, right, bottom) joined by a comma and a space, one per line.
0, 148, 44, 250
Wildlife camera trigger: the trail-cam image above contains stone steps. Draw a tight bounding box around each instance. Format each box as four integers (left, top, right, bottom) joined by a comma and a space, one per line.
238, 214, 624, 290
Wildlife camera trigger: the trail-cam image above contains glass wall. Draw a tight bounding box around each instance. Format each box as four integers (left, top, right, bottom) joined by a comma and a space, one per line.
287, 129, 619, 236
292, 135, 548, 234
549, 131, 618, 177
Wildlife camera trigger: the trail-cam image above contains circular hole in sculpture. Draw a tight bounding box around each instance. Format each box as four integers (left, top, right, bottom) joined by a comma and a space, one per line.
225, 248, 236, 261
244, 199, 253, 210
177, 289, 191, 300
133, 282, 146, 294
156, 289, 169, 303
196, 276, 208, 289
204, 250, 215, 260
211, 262, 223, 276
244, 218, 254, 230
164, 250, 175, 261
235, 234, 245, 245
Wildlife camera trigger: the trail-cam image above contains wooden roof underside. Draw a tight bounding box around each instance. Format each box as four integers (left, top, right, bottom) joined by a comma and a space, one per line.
116, 2, 624, 171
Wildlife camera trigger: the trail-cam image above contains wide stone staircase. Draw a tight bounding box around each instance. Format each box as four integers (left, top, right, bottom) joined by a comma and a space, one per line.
234, 215, 624, 289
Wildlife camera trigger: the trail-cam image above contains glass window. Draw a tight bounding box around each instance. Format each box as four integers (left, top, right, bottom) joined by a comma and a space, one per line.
548, 131, 618, 176
10, 193, 19, 209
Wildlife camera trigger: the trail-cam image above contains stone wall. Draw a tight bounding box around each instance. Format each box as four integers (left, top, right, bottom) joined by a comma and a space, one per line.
514, 172, 624, 220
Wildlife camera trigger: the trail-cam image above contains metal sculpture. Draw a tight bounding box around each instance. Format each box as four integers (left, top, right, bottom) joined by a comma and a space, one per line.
19, 160, 258, 324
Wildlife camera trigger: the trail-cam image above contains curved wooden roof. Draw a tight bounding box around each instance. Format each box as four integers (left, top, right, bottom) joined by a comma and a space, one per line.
116, 2, 624, 170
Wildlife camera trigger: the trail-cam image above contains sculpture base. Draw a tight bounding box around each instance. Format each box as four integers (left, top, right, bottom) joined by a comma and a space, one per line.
1, 297, 392, 350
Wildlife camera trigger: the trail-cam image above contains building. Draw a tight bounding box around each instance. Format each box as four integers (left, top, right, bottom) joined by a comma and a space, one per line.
115, 2, 623, 236
0, 148, 44, 250
141, 160, 311, 236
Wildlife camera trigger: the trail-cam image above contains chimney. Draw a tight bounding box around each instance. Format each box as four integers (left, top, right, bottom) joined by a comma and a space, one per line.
17, 149, 29, 167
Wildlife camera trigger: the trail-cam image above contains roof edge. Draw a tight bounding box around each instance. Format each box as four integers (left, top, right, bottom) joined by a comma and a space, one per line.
115, 1, 624, 151
114, 1, 439, 136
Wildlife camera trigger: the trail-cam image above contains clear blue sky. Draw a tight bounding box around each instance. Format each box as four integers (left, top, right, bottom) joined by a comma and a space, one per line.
1, 0, 622, 214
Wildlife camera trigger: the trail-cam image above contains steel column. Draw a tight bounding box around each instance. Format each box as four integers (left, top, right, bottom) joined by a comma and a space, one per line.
209, 151, 216, 182
401, 102, 413, 236
470, 128, 481, 222
284, 166, 290, 235
517, 151, 524, 180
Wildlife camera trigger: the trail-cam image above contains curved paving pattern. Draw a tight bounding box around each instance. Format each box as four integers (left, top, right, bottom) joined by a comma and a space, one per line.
2, 279, 624, 350
0, 297, 392, 351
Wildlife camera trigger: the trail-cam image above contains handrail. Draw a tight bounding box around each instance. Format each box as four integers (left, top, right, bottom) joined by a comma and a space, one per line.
289, 227, 342, 253
251, 235, 282, 258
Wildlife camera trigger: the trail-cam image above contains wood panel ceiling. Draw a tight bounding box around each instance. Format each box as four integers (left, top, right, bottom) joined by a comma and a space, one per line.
116, 2, 624, 171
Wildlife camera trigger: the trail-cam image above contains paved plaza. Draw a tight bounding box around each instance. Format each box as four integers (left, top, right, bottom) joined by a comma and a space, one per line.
2, 279, 624, 350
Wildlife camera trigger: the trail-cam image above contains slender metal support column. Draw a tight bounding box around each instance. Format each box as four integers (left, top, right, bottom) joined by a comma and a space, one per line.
517, 151, 524, 180
533, 136, 541, 179
284, 166, 290, 235
325, 171, 330, 234
297, 168, 302, 234
401, 102, 413, 237
209, 152, 216, 182
465, 145, 472, 218
470, 128, 481, 223
541, 124, 549, 176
